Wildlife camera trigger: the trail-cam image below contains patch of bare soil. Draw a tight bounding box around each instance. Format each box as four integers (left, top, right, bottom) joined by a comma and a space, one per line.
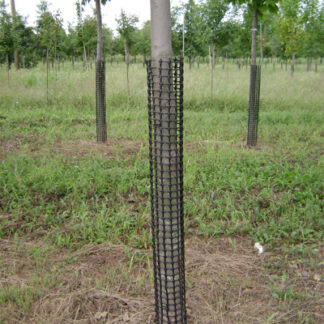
54, 139, 145, 159
0, 135, 146, 160
0, 237, 323, 323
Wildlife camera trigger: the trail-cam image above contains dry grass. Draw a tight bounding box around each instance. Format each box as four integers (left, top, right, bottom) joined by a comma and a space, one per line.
1, 236, 323, 323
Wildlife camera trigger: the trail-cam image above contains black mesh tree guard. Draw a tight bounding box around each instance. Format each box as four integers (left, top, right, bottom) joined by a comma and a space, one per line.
247, 64, 261, 146
96, 60, 107, 142
147, 58, 186, 324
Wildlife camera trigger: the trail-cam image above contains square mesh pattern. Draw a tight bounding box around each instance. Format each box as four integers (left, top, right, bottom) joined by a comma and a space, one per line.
147, 58, 186, 324
96, 60, 107, 142
247, 65, 261, 146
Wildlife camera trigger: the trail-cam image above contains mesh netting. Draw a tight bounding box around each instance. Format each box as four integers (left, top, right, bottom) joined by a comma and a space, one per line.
96, 60, 107, 142
147, 58, 186, 324
247, 65, 261, 146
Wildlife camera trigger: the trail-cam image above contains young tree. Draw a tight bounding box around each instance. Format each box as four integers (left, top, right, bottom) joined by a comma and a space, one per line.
202, 0, 228, 94
10, 0, 18, 70
183, 0, 205, 70
150, 0, 186, 322
36, 0, 55, 102
278, 0, 304, 76
116, 10, 139, 96
0, 0, 13, 84
82, 0, 110, 142
226, 0, 280, 146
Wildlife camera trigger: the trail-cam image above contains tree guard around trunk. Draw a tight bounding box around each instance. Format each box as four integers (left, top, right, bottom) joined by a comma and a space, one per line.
96, 60, 107, 142
247, 65, 261, 147
147, 58, 186, 324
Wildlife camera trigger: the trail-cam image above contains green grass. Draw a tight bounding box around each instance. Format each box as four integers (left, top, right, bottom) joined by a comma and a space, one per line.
1, 61, 323, 248
0, 60, 323, 322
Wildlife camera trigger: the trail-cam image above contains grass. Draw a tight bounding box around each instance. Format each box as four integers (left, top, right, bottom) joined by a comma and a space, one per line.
0, 60, 323, 323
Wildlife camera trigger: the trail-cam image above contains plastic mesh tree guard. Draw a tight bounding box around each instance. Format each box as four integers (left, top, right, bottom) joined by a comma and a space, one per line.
96, 60, 107, 142
147, 58, 186, 324
247, 65, 261, 146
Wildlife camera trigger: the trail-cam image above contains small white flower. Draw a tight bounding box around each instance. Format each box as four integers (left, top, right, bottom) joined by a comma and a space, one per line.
254, 242, 264, 254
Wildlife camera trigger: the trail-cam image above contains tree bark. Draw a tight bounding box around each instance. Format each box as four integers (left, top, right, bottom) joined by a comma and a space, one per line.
95, 0, 107, 142
10, 0, 19, 71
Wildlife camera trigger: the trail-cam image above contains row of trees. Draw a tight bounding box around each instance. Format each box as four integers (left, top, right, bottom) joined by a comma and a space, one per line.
1, 0, 324, 70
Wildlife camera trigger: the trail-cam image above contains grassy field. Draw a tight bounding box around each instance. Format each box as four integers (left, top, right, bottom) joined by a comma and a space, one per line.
0, 61, 323, 323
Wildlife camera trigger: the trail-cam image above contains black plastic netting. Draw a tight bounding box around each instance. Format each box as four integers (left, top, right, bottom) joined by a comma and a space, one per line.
247, 65, 261, 146
146, 58, 186, 324
96, 60, 107, 142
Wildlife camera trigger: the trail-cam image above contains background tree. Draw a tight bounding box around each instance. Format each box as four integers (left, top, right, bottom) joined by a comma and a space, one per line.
116, 10, 139, 96
14, 15, 39, 68
226, 0, 280, 146
277, 0, 304, 76
10, 0, 18, 70
0, 0, 13, 84
300, 0, 324, 72
133, 20, 151, 65
36, 0, 55, 102
183, 0, 205, 69
82, 0, 110, 142
202, 0, 229, 94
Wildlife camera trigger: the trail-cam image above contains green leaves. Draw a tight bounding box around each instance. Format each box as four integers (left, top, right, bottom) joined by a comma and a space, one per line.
225, 0, 280, 15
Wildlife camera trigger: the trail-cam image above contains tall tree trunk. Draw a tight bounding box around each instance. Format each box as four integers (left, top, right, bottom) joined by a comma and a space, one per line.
291, 52, 295, 77
95, 0, 107, 142
10, 0, 19, 71
150, 0, 186, 322
315, 58, 318, 72
124, 39, 130, 96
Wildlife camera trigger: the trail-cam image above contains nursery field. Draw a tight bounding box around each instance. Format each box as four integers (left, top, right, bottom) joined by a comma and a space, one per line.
0, 61, 323, 323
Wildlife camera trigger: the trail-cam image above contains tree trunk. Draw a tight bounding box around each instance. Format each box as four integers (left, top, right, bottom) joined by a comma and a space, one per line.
291, 52, 295, 77
307, 57, 311, 72
10, 0, 19, 71
251, 9, 257, 66
124, 39, 130, 96
150, 0, 186, 322
315, 58, 318, 72
247, 8, 259, 147
6, 54, 10, 86
83, 43, 87, 70
95, 0, 107, 143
